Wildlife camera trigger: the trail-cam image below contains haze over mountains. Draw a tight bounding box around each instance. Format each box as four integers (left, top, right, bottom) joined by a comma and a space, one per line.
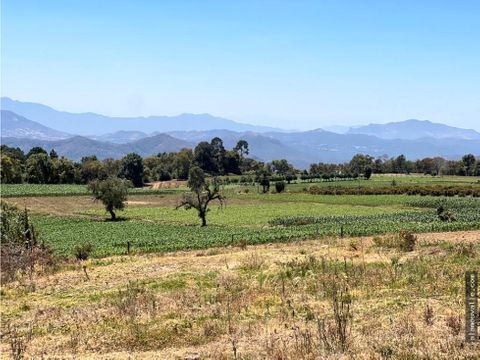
348, 119, 480, 140
1, 97, 479, 168
0, 97, 280, 134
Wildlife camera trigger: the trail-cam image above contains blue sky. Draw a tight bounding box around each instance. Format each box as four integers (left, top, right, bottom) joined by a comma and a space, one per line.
1, 0, 479, 130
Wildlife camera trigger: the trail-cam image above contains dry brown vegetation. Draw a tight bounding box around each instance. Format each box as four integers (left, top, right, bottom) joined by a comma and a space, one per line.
1, 230, 479, 359
2, 193, 265, 217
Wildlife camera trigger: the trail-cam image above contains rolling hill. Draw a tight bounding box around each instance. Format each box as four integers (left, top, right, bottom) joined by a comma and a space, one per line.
1, 134, 193, 161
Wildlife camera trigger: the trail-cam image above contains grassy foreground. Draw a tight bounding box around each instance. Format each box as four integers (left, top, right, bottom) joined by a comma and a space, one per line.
1, 230, 479, 358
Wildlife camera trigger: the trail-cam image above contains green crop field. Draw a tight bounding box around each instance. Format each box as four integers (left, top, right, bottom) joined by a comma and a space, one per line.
29, 194, 480, 258
0, 183, 187, 197
1, 174, 477, 197
2, 176, 479, 259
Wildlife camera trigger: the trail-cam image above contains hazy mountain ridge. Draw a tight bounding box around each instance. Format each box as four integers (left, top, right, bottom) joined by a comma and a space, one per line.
1, 110, 72, 140
347, 119, 480, 140
0, 97, 280, 134
90, 130, 150, 144
2, 99, 480, 168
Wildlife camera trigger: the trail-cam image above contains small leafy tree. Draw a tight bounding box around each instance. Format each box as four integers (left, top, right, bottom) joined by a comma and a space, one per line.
88, 177, 130, 221
285, 173, 296, 184
364, 167, 372, 180
259, 174, 270, 193
176, 166, 225, 226
275, 181, 286, 193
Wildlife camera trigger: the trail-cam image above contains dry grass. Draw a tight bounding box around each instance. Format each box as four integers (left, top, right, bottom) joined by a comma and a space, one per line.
1, 230, 479, 359
3, 194, 268, 217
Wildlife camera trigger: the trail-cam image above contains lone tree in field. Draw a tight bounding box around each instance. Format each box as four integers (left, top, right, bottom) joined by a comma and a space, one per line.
176, 166, 224, 226
88, 177, 130, 221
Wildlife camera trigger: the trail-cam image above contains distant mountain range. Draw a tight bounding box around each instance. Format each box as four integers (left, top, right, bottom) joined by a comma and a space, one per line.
0, 97, 280, 134
1, 98, 480, 168
1, 110, 71, 140
348, 119, 480, 140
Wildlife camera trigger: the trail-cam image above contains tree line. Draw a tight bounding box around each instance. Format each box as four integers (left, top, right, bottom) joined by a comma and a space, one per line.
309, 153, 480, 179
0, 138, 251, 186
1, 139, 479, 185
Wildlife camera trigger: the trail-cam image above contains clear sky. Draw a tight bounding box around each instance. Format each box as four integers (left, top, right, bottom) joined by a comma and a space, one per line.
1, 0, 479, 130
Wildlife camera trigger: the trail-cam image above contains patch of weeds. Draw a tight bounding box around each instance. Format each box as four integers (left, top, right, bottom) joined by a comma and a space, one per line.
445, 314, 462, 336
283, 255, 320, 278
90, 258, 115, 267
150, 276, 187, 291
5, 322, 33, 360
18, 303, 31, 312
318, 274, 353, 353
423, 304, 434, 326
349, 239, 359, 251
239, 252, 266, 271
196, 248, 221, 257
453, 243, 477, 258
112, 281, 157, 319
373, 231, 416, 252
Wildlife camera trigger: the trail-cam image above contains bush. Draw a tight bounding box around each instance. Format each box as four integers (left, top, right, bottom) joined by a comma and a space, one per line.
74, 243, 94, 261
372, 231, 417, 251
398, 230, 417, 252
275, 181, 286, 193
437, 205, 456, 222
0, 202, 53, 283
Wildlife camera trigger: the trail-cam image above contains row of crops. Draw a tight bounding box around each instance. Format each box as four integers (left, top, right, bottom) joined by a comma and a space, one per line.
270, 197, 480, 226
34, 214, 480, 258
0, 184, 186, 197
33, 197, 480, 258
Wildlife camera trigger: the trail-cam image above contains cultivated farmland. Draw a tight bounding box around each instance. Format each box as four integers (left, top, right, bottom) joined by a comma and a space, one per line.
1, 174, 479, 358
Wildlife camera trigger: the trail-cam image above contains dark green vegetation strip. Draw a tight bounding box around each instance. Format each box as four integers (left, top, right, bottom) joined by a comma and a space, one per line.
308, 184, 480, 196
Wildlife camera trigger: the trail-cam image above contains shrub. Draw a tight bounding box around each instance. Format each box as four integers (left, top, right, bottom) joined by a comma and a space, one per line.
423, 304, 434, 326
372, 231, 417, 251
454, 243, 476, 258
0, 202, 53, 283
445, 314, 462, 336
239, 253, 266, 271
437, 205, 456, 222
275, 181, 286, 193
398, 230, 417, 252
318, 275, 353, 353
74, 243, 94, 261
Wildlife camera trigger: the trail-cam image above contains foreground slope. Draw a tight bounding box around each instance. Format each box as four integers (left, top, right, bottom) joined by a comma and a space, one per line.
1, 231, 479, 358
